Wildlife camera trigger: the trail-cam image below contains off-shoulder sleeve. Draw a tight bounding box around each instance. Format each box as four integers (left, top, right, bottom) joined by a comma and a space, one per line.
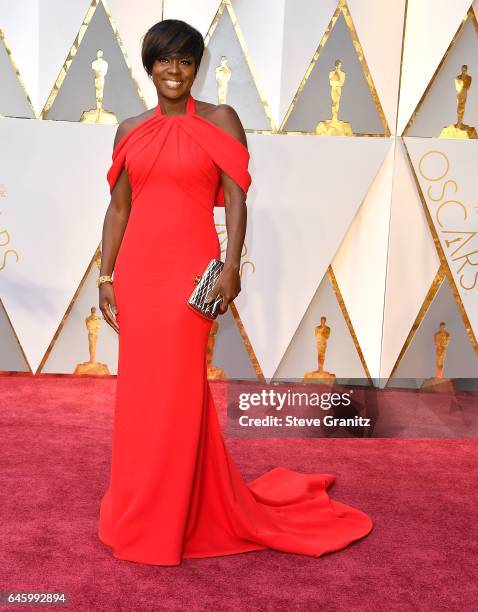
106, 115, 159, 195
180, 116, 252, 207
106, 144, 127, 194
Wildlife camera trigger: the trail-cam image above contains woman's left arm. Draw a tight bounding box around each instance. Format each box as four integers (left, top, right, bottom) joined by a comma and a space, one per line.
205, 105, 248, 314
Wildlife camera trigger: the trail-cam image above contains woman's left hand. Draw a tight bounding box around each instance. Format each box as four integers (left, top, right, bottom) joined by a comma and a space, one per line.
205, 265, 241, 314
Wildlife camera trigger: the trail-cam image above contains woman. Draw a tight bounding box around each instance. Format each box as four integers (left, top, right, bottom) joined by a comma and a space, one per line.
98, 19, 372, 566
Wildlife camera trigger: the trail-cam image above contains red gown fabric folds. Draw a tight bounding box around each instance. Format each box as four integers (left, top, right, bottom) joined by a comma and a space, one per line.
98, 95, 372, 565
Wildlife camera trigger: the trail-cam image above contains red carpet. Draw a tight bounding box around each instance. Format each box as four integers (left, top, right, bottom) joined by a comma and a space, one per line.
1, 374, 477, 611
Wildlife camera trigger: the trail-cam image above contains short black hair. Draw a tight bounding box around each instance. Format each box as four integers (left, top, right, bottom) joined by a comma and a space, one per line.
141, 19, 204, 77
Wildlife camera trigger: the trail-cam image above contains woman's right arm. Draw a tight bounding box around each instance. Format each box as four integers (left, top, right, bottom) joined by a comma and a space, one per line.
99, 121, 133, 333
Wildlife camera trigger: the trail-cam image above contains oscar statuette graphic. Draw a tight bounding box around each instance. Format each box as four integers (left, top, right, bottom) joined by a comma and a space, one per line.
440, 65, 477, 139
315, 60, 353, 136
304, 316, 336, 384
74, 306, 110, 375
80, 50, 117, 124
421, 322, 456, 392
215, 56, 232, 105
206, 320, 226, 380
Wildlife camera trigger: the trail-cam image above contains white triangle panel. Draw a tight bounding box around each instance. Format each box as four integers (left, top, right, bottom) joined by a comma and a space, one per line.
0, 0, 39, 111
231, 0, 285, 129
397, 0, 472, 134
279, 0, 338, 126
0, 118, 115, 372
332, 138, 395, 379
348, 0, 406, 132
380, 138, 440, 380
236, 134, 390, 379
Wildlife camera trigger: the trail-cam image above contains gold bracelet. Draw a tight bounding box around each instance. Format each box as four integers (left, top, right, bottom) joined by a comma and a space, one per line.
97, 274, 113, 288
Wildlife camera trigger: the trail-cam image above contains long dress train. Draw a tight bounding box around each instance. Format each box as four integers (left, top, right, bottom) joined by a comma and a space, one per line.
98, 94, 372, 565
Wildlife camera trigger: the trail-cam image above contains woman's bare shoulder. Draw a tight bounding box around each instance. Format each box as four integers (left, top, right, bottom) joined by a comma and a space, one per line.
195, 100, 247, 148
114, 108, 155, 148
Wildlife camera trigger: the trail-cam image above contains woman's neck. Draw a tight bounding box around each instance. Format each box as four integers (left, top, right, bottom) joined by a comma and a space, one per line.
158, 93, 190, 116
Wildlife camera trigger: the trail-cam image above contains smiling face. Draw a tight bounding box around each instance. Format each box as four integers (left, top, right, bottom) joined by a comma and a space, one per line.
151, 54, 196, 100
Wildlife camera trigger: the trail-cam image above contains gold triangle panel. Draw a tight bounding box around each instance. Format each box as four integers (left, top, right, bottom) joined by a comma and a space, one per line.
280, 0, 389, 136
41, 0, 146, 122
192, 0, 275, 132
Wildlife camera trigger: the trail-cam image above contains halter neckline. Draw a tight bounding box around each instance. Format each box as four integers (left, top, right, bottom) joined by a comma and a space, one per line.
155, 94, 195, 117
108, 92, 251, 206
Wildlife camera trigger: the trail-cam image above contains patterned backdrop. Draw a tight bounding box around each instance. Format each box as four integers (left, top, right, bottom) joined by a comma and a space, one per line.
0, 0, 477, 390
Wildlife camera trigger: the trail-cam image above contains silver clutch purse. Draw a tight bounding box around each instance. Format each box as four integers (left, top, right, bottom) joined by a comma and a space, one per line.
188, 258, 224, 320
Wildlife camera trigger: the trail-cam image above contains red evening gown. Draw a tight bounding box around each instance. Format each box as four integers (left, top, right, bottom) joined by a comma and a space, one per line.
98, 94, 372, 565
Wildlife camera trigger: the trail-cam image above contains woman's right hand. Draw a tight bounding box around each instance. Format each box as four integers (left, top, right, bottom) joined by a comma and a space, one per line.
99, 282, 119, 334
